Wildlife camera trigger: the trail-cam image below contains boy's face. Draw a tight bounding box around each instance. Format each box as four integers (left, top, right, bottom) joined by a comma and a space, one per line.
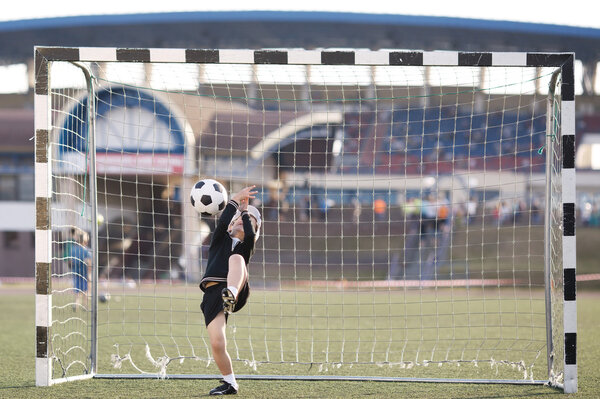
228, 217, 244, 236
228, 216, 258, 239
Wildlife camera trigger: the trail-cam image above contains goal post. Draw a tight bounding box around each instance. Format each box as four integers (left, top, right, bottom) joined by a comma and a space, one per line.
34, 46, 576, 392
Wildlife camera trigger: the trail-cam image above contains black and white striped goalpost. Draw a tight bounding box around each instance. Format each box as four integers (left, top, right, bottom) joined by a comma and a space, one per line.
559, 54, 577, 393
34, 50, 52, 386
34, 47, 576, 392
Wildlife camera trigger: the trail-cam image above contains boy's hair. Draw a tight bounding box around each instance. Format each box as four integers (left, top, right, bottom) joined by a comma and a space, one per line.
247, 205, 262, 240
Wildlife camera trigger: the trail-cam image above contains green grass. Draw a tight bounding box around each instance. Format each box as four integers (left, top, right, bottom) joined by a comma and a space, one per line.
1, 285, 599, 398
89, 289, 546, 380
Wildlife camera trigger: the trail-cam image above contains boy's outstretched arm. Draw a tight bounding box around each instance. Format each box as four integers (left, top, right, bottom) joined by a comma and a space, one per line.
211, 202, 237, 244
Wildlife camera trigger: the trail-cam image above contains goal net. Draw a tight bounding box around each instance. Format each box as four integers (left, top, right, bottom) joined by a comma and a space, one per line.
34, 48, 576, 392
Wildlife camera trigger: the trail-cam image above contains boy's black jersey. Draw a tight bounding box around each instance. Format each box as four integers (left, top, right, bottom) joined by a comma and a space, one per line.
199, 200, 256, 291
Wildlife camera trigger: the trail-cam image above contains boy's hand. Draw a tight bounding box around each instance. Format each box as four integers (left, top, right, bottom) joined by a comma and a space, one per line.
232, 185, 257, 208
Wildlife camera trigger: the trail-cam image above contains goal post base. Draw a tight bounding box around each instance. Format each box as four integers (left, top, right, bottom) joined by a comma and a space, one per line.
94, 373, 549, 385
45, 373, 95, 386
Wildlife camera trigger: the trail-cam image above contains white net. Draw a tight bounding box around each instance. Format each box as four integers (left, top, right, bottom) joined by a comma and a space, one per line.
46, 57, 564, 382
48, 62, 93, 378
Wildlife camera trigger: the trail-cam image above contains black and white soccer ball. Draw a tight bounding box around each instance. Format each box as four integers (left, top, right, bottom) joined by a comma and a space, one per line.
190, 179, 228, 216
99, 292, 111, 303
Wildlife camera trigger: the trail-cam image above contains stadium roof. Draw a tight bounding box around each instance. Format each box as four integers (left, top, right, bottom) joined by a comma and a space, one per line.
1, 11, 599, 64
2, 1, 599, 29
3, 11, 600, 36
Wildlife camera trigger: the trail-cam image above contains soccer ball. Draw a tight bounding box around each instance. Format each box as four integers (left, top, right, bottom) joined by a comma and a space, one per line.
190, 179, 228, 216
99, 292, 111, 303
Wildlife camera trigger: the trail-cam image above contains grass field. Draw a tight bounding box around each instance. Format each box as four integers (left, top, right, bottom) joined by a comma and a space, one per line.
1, 284, 599, 398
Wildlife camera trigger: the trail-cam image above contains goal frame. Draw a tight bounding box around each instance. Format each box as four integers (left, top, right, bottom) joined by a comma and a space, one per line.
34, 46, 577, 392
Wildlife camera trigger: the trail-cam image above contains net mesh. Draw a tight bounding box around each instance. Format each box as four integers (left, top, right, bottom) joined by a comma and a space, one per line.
49, 63, 93, 378
46, 58, 563, 381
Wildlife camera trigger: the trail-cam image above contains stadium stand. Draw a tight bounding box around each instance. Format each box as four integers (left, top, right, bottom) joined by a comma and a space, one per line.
338, 107, 547, 175
1, 11, 600, 278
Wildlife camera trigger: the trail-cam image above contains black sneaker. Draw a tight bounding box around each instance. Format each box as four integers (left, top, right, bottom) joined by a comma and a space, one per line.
209, 380, 238, 395
222, 288, 236, 315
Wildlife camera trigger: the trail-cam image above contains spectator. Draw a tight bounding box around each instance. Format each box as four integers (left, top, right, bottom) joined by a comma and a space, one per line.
299, 195, 311, 222
318, 195, 330, 221
373, 198, 387, 221
436, 194, 450, 232
352, 197, 362, 224
403, 197, 422, 234
531, 198, 543, 225
581, 201, 593, 226
421, 193, 437, 234
514, 200, 528, 224
467, 197, 477, 225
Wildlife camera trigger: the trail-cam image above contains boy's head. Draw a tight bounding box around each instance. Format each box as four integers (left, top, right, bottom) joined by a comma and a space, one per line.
77, 231, 89, 246
228, 205, 262, 241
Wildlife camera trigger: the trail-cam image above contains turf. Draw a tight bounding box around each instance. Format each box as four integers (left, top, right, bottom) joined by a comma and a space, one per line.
1, 286, 599, 398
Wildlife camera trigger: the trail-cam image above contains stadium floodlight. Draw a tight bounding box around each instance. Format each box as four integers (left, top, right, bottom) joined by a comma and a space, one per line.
34, 47, 576, 393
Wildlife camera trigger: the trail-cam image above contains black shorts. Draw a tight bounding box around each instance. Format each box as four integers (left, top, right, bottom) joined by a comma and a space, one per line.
200, 281, 250, 326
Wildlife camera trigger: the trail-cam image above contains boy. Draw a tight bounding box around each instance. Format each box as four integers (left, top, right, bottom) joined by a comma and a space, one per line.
70, 231, 92, 310
199, 185, 261, 395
